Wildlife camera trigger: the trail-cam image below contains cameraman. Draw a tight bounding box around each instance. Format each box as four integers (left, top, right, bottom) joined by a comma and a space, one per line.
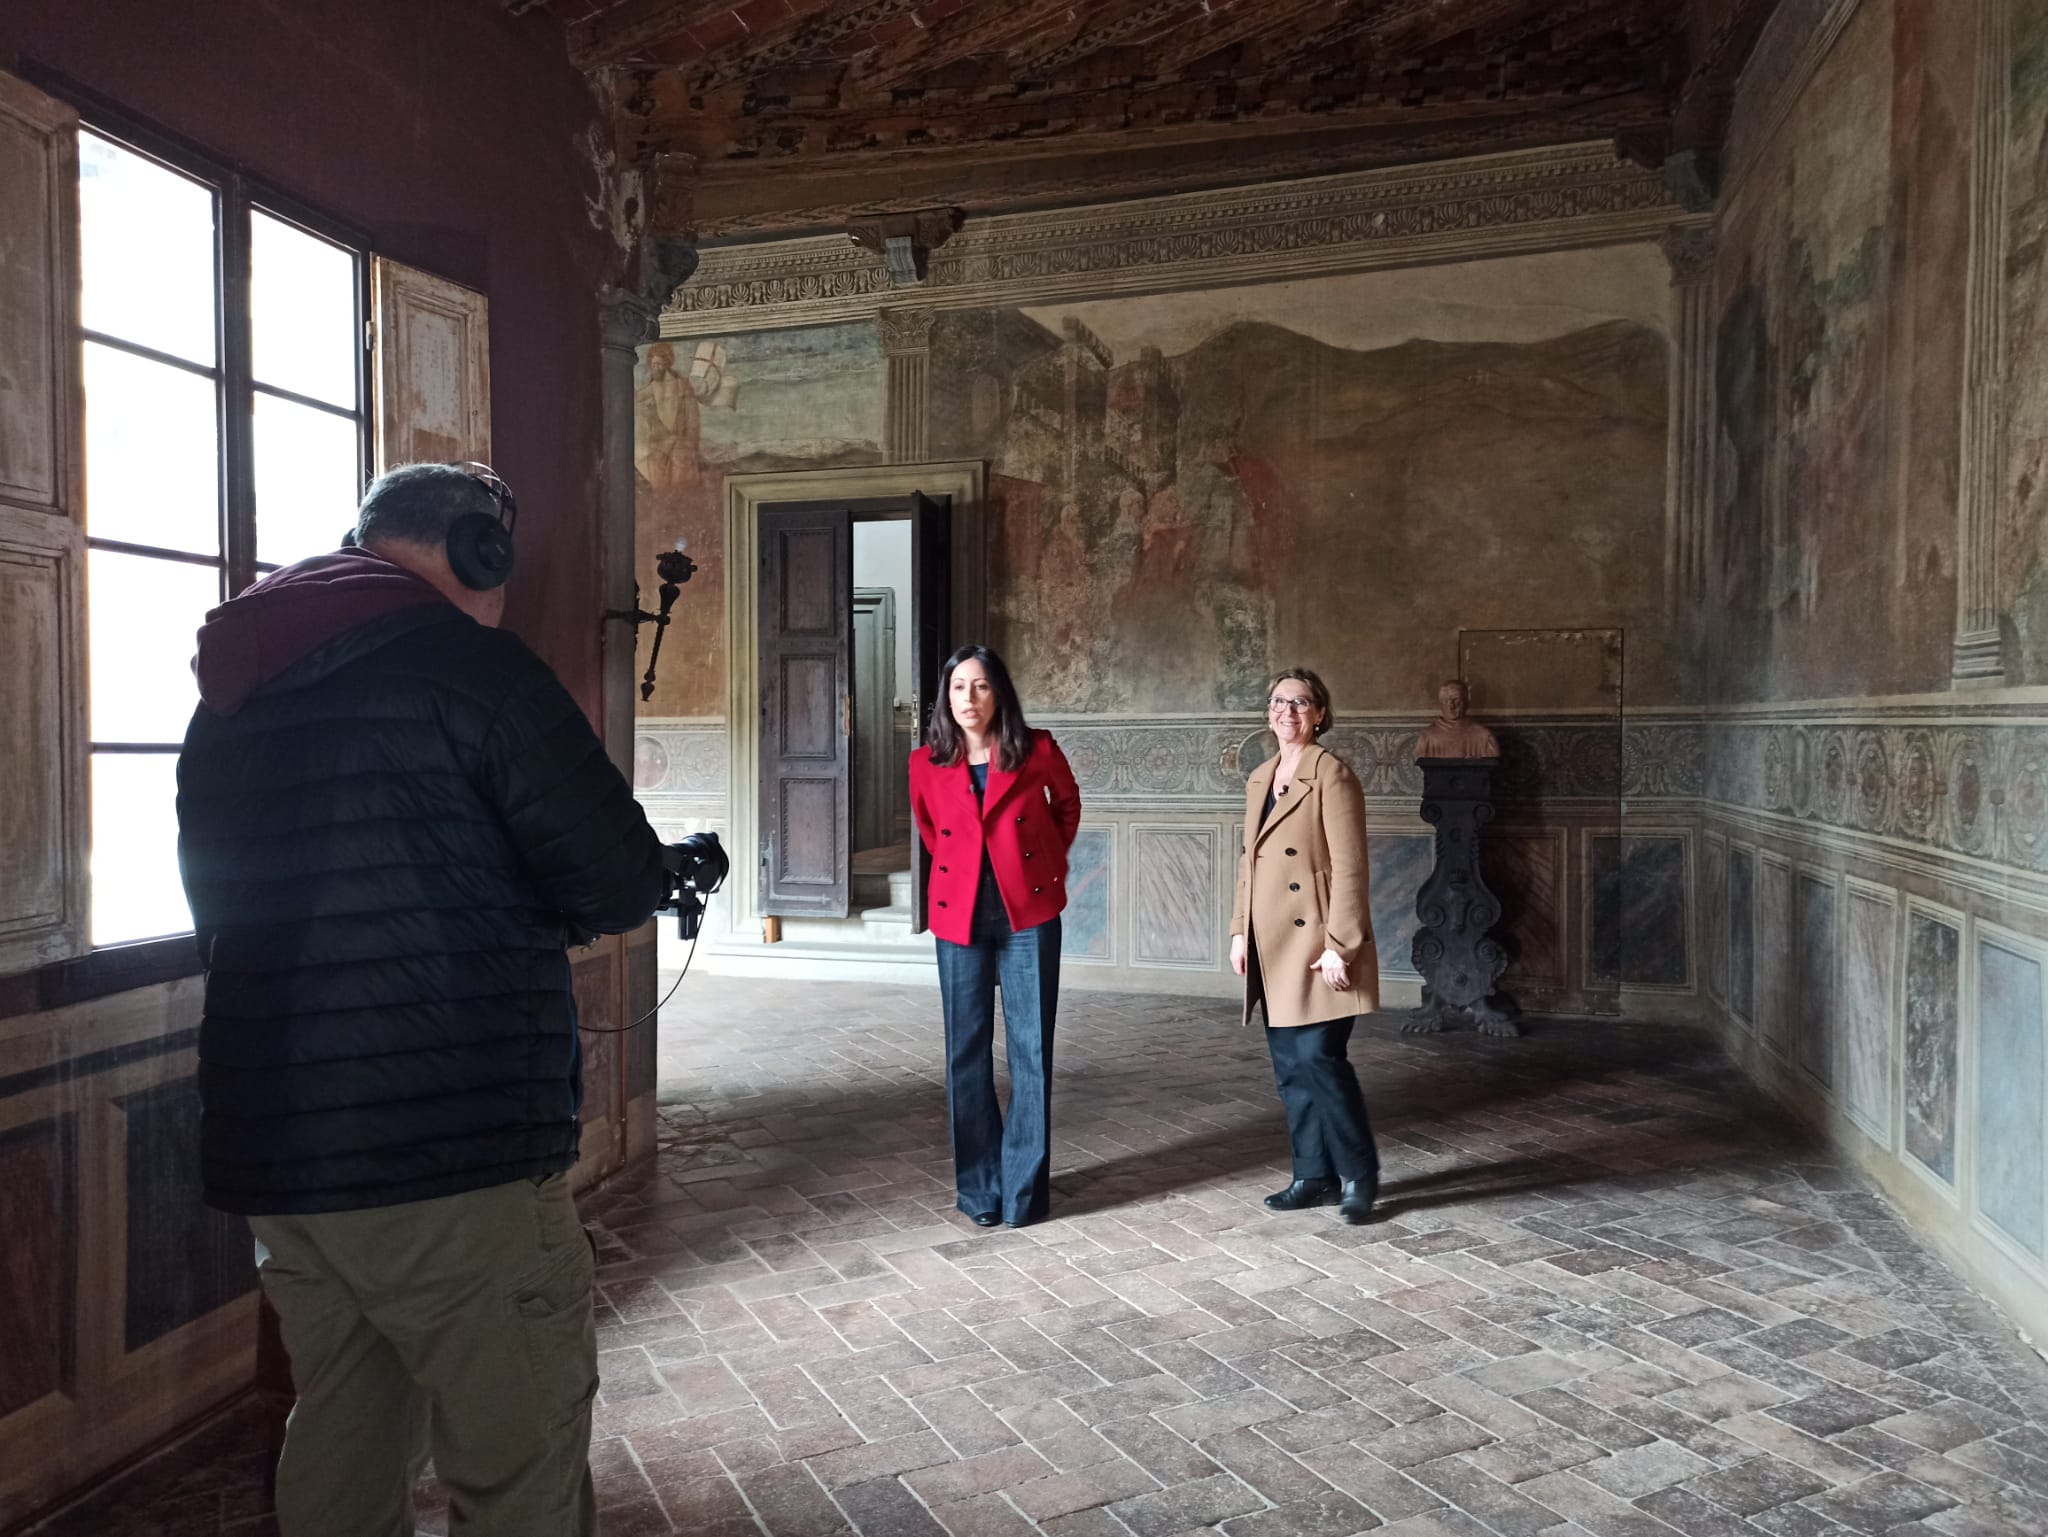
177, 463, 666, 1537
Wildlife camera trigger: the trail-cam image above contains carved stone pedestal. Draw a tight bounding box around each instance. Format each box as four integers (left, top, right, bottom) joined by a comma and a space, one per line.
1405, 758, 1522, 1037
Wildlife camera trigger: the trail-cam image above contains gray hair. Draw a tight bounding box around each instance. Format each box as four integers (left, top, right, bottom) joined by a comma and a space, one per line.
352, 463, 497, 548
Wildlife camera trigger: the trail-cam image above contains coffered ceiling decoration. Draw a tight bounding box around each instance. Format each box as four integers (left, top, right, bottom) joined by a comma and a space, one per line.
509, 0, 1779, 235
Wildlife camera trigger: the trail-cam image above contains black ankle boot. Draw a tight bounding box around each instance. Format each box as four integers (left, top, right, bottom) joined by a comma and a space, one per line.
1263, 1178, 1340, 1211
1339, 1178, 1377, 1225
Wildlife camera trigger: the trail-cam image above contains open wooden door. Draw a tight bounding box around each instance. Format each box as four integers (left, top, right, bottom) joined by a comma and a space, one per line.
909, 491, 952, 934
759, 502, 852, 917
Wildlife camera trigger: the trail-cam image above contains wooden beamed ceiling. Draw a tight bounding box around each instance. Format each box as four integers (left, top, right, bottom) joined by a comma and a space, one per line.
512, 0, 1779, 236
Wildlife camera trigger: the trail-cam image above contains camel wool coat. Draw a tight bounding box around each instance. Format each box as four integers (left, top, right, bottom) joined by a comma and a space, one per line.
1230, 743, 1379, 1028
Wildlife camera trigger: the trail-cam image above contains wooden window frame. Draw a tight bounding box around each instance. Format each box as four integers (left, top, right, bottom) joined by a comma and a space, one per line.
17, 68, 372, 1009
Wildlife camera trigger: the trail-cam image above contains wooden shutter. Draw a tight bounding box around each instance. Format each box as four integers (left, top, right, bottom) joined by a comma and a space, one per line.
759, 503, 851, 918
908, 492, 952, 935
370, 257, 490, 468
0, 73, 87, 973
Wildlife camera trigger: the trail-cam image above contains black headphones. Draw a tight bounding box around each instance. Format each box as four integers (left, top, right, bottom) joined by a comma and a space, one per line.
446, 461, 518, 591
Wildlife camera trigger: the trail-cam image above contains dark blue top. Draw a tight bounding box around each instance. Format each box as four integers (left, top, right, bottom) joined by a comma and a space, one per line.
964, 760, 1009, 933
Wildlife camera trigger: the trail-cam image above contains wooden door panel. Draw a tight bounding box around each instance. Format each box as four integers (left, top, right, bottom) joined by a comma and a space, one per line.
777, 655, 837, 758
759, 504, 851, 917
0, 72, 86, 973
777, 527, 837, 634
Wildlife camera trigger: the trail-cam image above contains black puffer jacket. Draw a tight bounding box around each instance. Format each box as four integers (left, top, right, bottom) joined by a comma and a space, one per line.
177, 553, 667, 1215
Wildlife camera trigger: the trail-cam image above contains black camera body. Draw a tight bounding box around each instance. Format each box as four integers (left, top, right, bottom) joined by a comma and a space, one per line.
660, 831, 728, 941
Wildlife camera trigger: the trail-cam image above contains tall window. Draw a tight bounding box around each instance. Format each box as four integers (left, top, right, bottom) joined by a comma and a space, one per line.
77, 127, 367, 946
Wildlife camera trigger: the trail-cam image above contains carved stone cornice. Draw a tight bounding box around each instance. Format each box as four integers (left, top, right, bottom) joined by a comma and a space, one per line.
659, 141, 1685, 337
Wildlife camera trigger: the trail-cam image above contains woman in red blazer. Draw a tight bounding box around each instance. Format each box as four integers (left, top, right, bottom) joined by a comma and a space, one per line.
908, 645, 1081, 1228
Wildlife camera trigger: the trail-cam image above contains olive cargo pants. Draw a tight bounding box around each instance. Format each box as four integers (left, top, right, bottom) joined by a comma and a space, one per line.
248, 1173, 599, 1537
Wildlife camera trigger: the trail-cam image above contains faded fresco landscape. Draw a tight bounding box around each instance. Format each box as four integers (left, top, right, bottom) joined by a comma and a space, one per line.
928, 267, 1671, 715
632, 324, 884, 717
1706, 0, 1966, 702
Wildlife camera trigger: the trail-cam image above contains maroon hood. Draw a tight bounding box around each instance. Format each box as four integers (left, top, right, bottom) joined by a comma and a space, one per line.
192, 549, 449, 716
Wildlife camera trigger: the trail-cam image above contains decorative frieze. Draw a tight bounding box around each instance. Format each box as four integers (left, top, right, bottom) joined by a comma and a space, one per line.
660, 143, 1683, 338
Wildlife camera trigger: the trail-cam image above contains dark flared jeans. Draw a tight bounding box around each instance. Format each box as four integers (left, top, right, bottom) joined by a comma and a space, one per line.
935, 885, 1061, 1225
1265, 1018, 1380, 1184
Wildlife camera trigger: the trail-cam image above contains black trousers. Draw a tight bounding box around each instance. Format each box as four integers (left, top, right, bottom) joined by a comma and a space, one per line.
1264, 1019, 1379, 1184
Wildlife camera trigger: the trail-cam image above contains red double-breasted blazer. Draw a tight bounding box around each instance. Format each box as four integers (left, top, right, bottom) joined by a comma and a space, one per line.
908, 731, 1082, 945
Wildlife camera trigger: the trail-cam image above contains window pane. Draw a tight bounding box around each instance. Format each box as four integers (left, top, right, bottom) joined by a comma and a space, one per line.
254, 394, 360, 567
88, 550, 218, 743
84, 342, 221, 555
252, 212, 358, 409
92, 752, 192, 945
79, 132, 217, 367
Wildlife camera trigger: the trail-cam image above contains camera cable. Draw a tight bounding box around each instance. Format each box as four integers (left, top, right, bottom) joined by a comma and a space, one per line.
575, 916, 701, 1035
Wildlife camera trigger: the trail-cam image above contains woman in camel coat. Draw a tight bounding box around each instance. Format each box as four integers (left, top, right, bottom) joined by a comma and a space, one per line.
1229, 666, 1381, 1224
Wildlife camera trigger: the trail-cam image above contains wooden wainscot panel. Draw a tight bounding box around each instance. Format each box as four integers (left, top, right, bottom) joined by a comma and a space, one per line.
0, 978, 256, 1528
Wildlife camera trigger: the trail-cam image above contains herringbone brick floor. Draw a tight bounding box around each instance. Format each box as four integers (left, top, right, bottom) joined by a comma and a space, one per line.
34, 978, 2048, 1536
555, 978, 2048, 1537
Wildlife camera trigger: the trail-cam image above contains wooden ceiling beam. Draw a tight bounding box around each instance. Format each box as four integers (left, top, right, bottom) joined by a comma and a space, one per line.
569, 0, 737, 65
1148, 0, 1353, 74
659, 72, 1664, 158
842, 0, 1080, 88
1010, 0, 1196, 72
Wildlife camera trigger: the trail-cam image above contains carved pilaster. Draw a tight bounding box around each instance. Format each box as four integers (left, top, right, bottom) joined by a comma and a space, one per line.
878, 307, 934, 465
597, 290, 659, 776
1662, 222, 1716, 609
1954, 0, 2010, 685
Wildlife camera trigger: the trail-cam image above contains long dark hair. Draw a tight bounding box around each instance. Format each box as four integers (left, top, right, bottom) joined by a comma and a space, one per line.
926, 644, 1036, 772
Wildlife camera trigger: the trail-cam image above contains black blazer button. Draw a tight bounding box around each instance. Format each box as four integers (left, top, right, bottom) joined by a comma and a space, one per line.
1294, 918, 1306, 927
1289, 882, 1300, 892
1285, 848, 1297, 857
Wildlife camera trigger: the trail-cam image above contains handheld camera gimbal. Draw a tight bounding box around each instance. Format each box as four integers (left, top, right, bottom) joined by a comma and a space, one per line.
660, 831, 728, 941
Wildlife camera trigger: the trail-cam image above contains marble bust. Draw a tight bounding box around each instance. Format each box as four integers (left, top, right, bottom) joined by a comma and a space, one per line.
1415, 679, 1500, 761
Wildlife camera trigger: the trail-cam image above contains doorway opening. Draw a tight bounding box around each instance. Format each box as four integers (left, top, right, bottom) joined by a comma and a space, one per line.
851, 518, 915, 937
709, 461, 985, 974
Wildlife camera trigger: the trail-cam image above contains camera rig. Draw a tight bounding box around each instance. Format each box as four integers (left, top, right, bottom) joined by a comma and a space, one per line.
660, 830, 728, 941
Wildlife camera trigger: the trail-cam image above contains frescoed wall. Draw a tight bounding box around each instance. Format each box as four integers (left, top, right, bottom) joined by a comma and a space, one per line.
1705, 0, 1965, 702
1693, 0, 2048, 1357
632, 325, 885, 719
633, 239, 1683, 1018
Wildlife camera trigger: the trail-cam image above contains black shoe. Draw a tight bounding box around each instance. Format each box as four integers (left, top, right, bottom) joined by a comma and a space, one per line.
1263, 1178, 1340, 1211
1339, 1178, 1378, 1225
970, 1211, 1000, 1227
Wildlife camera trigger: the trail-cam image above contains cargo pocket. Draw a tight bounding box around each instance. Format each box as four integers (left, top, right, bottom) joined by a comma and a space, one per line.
511, 1195, 599, 1430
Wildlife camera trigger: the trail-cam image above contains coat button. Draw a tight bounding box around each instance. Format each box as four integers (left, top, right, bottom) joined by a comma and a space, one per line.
1285, 848, 1297, 857
1015, 814, 1024, 823
1294, 918, 1306, 927
1289, 882, 1300, 891
1024, 851, 1033, 859
939, 865, 948, 873
942, 829, 951, 836
939, 900, 948, 908
1034, 886, 1042, 894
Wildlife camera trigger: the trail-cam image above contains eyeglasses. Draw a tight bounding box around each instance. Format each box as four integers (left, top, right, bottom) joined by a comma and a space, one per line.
1267, 697, 1317, 714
